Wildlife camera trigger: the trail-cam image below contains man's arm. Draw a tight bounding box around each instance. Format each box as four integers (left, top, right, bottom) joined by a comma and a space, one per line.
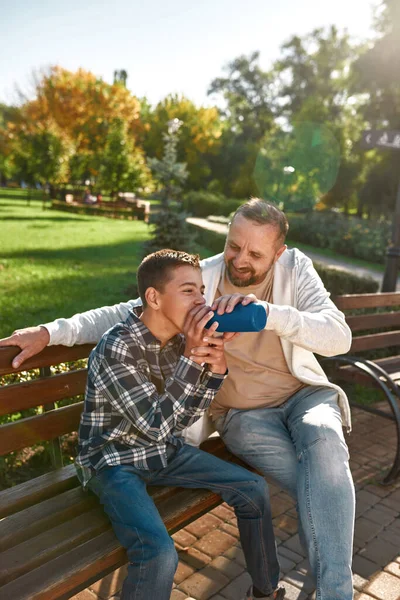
93, 339, 226, 444
0, 299, 141, 369
262, 257, 351, 356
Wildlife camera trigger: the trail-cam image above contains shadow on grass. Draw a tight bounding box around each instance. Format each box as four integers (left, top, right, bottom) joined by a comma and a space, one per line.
0, 238, 148, 263
0, 215, 89, 222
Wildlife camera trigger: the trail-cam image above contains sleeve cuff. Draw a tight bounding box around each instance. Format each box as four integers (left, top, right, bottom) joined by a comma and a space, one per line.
200, 368, 228, 391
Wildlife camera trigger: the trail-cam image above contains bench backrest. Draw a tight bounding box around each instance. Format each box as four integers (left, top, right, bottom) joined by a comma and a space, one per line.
335, 291, 400, 354
0, 345, 93, 460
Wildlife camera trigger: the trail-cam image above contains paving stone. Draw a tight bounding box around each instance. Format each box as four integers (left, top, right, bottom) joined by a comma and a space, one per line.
186, 514, 223, 538
278, 546, 304, 565
365, 571, 400, 600
273, 526, 291, 542
282, 534, 305, 557
211, 505, 235, 521
362, 506, 397, 527
179, 547, 213, 569
381, 489, 400, 511
372, 527, 399, 546
359, 537, 398, 566
195, 530, 237, 557
355, 595, 379, 600
209, 556, 244, 579
220, 522, 240, 539
170, 590, 189, 600
284, 569, 315, 594
273, 514, 298, 535
354, 516, 384, 544
271, 495, 295, 518
384, 561, 400, 578
89, 565, 127, 599
356, 489, 382, 507
178, 566, 229, 600
218, 571, 252, 600
353, 572, 368, 591
278, 581, 308, 599
223, 545, 246, 568
70, 591, 98, 600
174, 561, 196, 585
352, 554, 380, 579
173, 529, 198, 548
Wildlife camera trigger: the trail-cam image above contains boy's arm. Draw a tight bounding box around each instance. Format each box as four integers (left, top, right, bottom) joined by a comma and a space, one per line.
93, 339, 226, 443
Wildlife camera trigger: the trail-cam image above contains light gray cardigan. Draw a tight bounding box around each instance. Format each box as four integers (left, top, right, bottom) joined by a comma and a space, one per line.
44, 248, 352, 443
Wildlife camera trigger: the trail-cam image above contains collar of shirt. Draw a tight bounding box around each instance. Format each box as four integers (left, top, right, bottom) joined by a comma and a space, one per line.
126, 307, 184, 353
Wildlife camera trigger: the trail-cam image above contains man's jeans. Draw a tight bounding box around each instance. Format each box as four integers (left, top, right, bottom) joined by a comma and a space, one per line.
215, 386, 355, 600
88, 444, 280, 600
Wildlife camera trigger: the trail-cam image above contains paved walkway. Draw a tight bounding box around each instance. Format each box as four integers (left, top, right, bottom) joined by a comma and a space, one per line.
72, 405, 400, 600
187, 217, 400, 291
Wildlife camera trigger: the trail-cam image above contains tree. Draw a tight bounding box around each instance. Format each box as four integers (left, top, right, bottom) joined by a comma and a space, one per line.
140, 95, 222, 190
147, 118, 188, 207
97, 119, 153, 197
113, 70, 128, 87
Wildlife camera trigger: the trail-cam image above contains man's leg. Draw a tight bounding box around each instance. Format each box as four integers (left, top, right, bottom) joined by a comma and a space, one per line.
287, 386, 355, 600
150, 444, 281, 597
217, 387, 355, 600
88, 465, 178, 600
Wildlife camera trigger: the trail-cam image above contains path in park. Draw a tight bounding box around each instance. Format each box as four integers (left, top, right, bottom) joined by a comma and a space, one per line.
187, 217, 400, 291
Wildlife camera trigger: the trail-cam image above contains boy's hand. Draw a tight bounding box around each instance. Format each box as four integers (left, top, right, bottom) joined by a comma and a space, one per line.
189, 331, 239, 375
182, 303, 218, 359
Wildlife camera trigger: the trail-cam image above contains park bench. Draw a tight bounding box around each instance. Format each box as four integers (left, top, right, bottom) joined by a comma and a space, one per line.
0, 344, 235, 600
323, 291, 400, 485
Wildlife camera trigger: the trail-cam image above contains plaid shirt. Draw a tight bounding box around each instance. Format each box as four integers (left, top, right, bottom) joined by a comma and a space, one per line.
76, 310, 227, 487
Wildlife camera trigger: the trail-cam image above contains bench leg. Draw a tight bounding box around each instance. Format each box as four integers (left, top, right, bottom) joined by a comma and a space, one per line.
323, 355, 400, 485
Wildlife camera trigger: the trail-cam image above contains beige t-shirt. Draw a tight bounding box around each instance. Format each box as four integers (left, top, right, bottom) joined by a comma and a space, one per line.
210, 266, 305, 419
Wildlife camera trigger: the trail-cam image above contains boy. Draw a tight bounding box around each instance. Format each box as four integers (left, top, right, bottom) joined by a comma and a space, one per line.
76, 249, 284, 600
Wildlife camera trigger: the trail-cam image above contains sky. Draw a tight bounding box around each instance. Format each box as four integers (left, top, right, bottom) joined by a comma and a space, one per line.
1, 0, 379, 107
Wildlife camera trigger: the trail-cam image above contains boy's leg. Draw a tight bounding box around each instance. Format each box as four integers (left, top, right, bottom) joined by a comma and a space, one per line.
149, 444, 280, 597
88, 464, 178, 600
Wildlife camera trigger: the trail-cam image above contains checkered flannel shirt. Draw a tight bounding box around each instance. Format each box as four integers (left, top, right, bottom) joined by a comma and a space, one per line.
76, 310, 227, 487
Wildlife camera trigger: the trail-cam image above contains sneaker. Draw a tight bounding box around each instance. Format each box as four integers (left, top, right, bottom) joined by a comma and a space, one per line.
244, 584, 286, 600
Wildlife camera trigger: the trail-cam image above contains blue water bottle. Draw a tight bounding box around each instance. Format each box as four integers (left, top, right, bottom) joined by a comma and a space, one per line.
205, 302, 267, 332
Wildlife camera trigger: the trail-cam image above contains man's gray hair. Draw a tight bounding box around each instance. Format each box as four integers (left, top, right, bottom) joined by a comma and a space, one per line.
231, 198, 289, 242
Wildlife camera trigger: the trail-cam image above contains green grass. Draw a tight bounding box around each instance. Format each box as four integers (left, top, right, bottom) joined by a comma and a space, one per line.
0, 197, 152, 338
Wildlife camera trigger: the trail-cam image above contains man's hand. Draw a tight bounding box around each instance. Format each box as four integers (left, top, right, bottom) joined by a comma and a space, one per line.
0, 326, 50, 369
189, 332, 239, 375
211, 293, 258, 315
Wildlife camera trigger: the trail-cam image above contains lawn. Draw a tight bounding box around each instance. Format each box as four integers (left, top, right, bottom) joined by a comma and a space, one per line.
0, 195, 215, 338
0, 196, 152, 338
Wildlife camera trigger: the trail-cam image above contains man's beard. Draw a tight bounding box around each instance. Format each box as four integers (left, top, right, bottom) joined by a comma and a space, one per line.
226, 260, 272, 287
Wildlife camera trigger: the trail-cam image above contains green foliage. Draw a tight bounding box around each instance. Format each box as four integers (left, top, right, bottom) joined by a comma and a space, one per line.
147, 119, 188, 207
288, 211, 391, 263
183, 191, 243, 218
97, 119, 153, 196
142, 209, 197, 256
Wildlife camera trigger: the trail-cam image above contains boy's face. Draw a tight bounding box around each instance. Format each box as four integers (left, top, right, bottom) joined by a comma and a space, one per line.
158, 265, 205, 331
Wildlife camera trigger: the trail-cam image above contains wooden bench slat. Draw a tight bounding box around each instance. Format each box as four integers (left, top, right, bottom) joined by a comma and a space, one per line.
0, 530, 124, 600
0, 508, 110, 586
336, 292, 400, 310
0, 402, 83, 456
350, 331, 400, 353
0, 483, 225, 599
0, 344, 94, 376
0, 369, 87, 416
345, 312, 400, 332
0, 487, 96, 553
0, 464, 77, 519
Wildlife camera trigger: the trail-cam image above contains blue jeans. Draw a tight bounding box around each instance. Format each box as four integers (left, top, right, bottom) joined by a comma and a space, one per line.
88, 444, 280, 600
215, 385, 355, 600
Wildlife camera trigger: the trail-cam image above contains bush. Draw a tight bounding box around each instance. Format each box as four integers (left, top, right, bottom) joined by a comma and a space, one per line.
287, 211, 391, 264
143, 209, 197, 256
186, 223, 379, 296
183, 191, 243, 218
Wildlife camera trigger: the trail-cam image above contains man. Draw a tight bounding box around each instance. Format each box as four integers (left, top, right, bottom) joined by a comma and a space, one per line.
1, 198, 354, 599
75, 249, 283, 600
